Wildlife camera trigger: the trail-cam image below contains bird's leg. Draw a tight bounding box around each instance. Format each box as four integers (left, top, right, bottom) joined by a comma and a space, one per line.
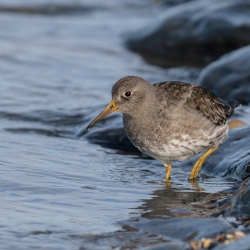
189, 147, 218, 180
165, 164, 172, 181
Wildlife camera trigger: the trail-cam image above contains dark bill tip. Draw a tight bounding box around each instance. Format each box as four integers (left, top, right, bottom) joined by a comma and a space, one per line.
86, 101, 118, 132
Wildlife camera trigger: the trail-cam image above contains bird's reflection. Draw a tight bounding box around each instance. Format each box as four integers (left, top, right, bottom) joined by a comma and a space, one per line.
137, 177, 235, 220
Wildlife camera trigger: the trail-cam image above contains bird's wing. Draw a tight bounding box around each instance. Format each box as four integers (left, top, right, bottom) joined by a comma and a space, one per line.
185, 85, 232, 126
153, 81, 240, 126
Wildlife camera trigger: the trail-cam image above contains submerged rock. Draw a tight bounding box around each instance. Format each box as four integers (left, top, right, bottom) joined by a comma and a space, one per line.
128, 217, 234, 241
84, 115, 141, 154
160, 0, 193, 5
0, 4, 95, 15
230, 177, 250, 217
142, 241, 191, 250
125, 0, 250, 67
198, 45, 250, 105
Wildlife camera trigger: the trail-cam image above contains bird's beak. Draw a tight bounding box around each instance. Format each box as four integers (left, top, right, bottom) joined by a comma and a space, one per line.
86, 101, 118, 131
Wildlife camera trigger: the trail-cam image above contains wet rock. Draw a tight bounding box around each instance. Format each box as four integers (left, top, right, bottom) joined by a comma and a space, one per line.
84, 115, 141, 154
230, 177, 250, 217
213, 234, 250, 250
125, 0, 250, 67
0, 4, 95, 15
159, 0, 194, 7
189, 191, 235, 218
128, 217, 234, 241
142, 241, 191, 250
198, 45, 250, 105
191, 231, 246, 250
85, 127, 138, 153
228, 120, 246, 129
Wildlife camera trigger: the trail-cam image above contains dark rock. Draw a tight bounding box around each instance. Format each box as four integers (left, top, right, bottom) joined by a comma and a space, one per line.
160, 0, 194, 7
125, 0, 250, 67
83, 114, 141, 154
0, 4, 95, 15
142, 241, 191, 250
230, 177, 250, 217
129, 217, 234, 241
213, 235, 250, 250
198, 45, 250, 105
85, 127, 139, 153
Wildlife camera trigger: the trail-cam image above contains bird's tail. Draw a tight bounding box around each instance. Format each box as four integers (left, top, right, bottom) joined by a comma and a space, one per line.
227, 99, 241, 109
220, 99, 242, 118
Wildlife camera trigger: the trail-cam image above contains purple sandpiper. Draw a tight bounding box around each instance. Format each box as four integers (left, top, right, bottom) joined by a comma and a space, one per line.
87, 76, 241, 180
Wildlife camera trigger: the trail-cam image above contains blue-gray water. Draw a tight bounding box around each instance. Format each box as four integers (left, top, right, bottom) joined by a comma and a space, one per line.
0, 1, 246, 249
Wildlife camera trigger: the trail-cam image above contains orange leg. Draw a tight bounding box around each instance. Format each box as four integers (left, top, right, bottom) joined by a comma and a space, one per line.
165, 164, 172, 181
189, 147, 218, 180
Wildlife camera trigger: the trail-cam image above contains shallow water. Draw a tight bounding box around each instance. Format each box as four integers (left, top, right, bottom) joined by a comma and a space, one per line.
0, 0, 245, 249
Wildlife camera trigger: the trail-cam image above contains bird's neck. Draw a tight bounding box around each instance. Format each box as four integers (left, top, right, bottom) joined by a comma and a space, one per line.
122, 98, 158, 131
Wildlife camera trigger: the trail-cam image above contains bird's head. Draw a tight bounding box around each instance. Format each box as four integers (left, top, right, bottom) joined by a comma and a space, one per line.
87, 76, 153, 131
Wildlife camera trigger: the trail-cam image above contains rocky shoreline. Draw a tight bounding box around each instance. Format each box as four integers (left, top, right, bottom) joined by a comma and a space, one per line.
125, 0, 250, 65
85, 0, 250, 242
125, 0, 250, 106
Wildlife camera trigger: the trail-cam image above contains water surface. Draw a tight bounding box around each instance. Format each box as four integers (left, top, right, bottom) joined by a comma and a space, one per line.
0, 1, 239, 249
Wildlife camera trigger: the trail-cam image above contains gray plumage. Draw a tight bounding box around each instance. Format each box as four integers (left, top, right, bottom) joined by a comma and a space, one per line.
111, 76, 240, 165
87, 76, 241, 178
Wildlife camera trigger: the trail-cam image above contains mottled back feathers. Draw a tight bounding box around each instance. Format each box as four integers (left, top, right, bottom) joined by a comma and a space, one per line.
154, 81, 241, 126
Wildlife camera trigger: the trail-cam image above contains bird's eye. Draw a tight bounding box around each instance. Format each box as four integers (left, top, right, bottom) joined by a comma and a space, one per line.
124, 91, 131, 97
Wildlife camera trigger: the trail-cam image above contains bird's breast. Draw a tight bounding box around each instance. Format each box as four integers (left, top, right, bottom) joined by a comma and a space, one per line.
123, 114, 228, 163
123, 115, 170, 157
